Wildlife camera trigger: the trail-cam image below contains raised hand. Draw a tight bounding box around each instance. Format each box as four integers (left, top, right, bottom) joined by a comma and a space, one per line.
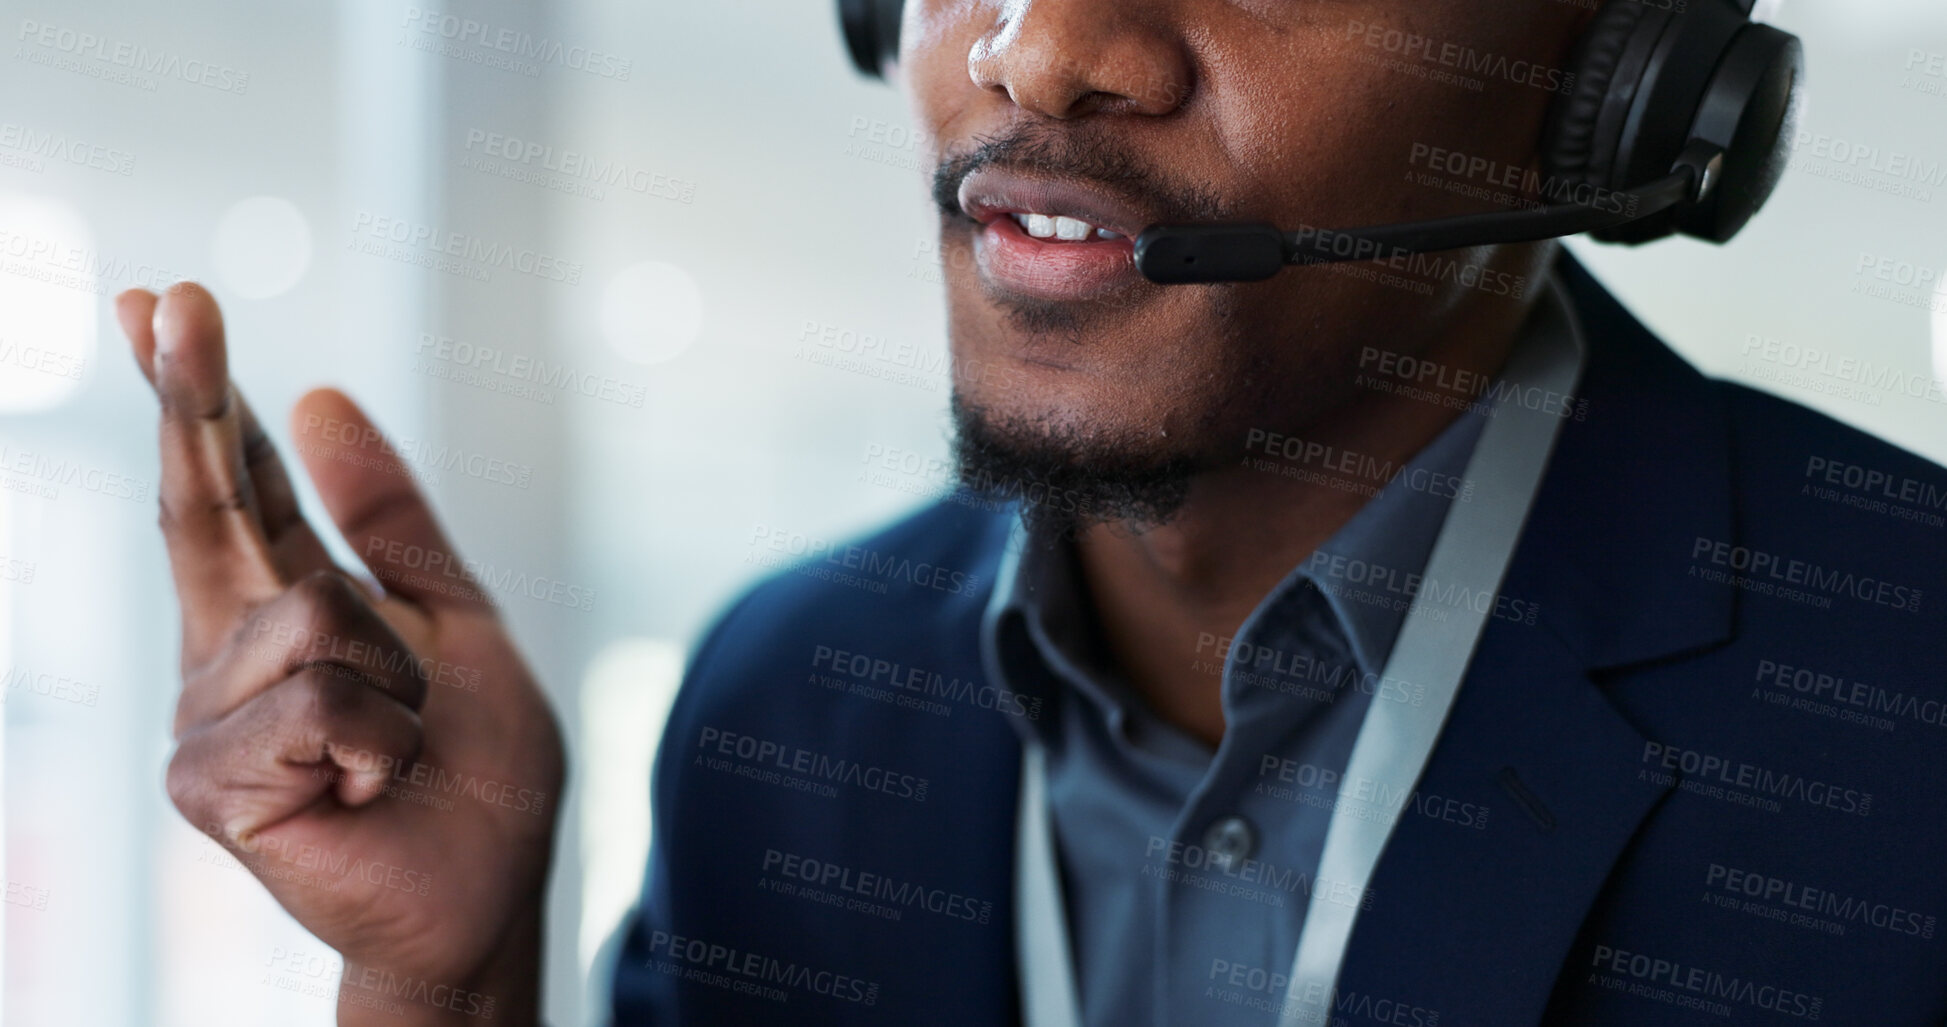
119, 283, 565, 1026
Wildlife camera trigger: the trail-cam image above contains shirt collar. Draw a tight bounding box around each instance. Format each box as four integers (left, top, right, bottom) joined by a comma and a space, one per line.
979, 270, 1587, 726
1296, 405, 1488, 676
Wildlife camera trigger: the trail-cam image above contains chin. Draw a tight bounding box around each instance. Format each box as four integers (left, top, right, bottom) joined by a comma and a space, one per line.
949, 384, 1202, 535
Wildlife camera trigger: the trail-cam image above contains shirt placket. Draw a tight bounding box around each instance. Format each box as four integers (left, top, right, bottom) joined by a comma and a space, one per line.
1151, 582, 1373, 1027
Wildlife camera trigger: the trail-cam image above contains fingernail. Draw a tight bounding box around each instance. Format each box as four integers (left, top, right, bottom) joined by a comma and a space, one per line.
228, 821, 257, 851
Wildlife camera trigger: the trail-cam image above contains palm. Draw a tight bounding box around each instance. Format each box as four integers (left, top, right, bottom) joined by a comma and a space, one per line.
256, 601, 563, 983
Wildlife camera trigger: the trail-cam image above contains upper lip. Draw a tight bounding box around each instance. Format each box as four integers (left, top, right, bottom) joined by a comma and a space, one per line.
956, 168, 1152, 239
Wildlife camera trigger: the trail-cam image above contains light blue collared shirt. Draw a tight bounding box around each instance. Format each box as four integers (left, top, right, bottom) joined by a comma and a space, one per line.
985, 278, 1583, 1027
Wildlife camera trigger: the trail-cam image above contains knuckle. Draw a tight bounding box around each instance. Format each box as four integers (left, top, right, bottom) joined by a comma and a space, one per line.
226, 607, 283, 659
170, 705, 194, 741
157, 488, 247, 544
241, 425, 277, 468
292, 666, 364, 730
163, 746, 214, 826
289, 569, 368, 634
206, 488, 251, 516
169, 676, 205, 740
332, 738, 385, 774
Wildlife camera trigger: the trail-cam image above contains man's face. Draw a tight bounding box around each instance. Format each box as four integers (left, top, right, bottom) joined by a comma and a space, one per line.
907, 1, 1591, 526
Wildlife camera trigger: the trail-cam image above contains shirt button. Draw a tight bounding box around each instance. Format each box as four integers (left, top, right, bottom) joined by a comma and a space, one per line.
1202, 815, 1257, 872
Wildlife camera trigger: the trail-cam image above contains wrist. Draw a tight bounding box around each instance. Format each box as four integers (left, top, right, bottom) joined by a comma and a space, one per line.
338, 906, 544, 1026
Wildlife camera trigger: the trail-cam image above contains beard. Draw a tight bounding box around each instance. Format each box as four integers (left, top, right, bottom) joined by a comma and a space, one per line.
933, 119, 1353, 537
949, 389, 1201, 538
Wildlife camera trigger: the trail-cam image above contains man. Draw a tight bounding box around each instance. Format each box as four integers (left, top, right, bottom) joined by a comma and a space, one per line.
125, 0, 1947, 1025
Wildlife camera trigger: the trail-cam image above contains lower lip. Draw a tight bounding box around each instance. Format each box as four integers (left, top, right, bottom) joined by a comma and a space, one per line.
972, 216, 1142, 301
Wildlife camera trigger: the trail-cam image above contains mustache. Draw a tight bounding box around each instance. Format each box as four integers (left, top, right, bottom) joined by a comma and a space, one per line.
930, 122, 1235, 227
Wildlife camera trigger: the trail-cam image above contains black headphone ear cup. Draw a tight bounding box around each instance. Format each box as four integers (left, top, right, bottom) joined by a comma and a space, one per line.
839, 0, 904, 80
1677, 23, 1804, 242
1541, 0, 1655, 194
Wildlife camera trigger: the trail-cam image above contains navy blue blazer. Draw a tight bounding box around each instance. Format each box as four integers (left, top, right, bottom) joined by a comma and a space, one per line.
611, 255, 1947, 1025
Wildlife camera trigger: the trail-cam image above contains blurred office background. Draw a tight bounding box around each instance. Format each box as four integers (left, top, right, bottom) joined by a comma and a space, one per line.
0, 0, 1943, 1024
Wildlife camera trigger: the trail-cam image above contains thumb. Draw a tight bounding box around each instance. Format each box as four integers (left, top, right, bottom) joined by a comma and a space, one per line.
289, 389, 494, 614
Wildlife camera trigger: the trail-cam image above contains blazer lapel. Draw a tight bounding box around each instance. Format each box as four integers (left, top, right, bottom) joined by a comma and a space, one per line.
1331, 630, 1676, 1024
1331, 253, 1739, 1025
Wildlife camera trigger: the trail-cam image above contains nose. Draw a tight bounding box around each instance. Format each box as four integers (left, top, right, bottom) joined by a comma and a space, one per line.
967, 1, 1192, 120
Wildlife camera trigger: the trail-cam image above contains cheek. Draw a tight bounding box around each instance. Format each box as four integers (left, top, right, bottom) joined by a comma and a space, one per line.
1190, 46, 1424, 224
901, 5, 988, 147
1197, 31, 1563, 225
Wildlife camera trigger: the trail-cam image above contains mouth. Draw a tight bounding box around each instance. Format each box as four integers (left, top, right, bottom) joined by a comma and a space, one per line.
956, 169, 1150, 302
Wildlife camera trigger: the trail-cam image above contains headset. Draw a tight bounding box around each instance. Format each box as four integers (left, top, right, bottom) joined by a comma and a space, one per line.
837, 0, 1803, 284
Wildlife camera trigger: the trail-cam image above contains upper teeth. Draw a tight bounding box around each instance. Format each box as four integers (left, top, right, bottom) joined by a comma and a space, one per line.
1012, 213, 1122, 241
